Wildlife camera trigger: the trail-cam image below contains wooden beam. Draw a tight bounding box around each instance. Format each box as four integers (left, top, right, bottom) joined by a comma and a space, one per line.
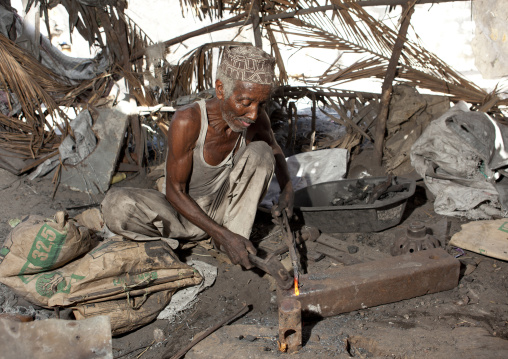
373, 1, 415, 165
252, 0, 262, 48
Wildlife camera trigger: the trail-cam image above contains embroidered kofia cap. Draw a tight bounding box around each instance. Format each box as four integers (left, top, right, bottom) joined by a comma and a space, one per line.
218, 45, 275, 85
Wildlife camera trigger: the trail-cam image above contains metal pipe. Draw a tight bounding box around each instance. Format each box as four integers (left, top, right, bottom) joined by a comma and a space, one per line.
278, 298, 302, 353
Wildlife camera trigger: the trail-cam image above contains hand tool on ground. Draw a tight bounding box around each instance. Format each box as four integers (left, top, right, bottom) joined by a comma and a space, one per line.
309, 234, 361, 265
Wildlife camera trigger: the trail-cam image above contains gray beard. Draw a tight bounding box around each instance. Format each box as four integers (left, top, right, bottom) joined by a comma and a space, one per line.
222, 110, 249, 133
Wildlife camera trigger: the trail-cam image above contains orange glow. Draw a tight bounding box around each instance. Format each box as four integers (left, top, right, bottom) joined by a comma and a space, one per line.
294, 278, 300, 296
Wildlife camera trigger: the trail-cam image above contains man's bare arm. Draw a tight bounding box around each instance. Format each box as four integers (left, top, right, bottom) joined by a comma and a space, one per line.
165, 105, 256, 268
251, 109, 294, 217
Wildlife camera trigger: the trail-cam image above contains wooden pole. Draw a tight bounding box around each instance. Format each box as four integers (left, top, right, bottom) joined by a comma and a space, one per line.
252, 0, 262, 48
373, 1, 415, 165
310, 95, 317, 150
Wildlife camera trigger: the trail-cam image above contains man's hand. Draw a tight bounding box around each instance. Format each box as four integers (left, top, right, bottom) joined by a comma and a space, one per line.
214, 230, 257, 269
271, 185, 295, 219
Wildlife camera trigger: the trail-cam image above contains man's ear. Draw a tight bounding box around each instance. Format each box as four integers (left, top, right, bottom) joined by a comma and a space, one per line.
215, 79, 225, 100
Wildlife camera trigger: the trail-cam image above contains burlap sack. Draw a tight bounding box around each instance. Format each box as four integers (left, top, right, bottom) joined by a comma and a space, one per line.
0, 237, 202, 308
73, 290, 173, 335
0, 211, 98, 278
74, 208, 104, 232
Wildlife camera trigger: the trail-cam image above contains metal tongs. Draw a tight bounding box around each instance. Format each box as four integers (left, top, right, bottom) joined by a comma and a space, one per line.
280, 211, 300, 291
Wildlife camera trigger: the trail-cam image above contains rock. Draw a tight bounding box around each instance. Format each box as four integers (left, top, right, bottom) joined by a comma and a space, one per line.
348, 245, 359, 254
154, 328, 165, 342
242, 335, 257, 342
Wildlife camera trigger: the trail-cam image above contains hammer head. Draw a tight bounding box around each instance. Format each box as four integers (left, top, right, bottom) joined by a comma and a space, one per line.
248, 253, 293, 290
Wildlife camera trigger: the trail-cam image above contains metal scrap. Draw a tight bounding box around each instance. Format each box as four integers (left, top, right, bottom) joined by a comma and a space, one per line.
331, 176, 408, 206
391, 220, 447, 256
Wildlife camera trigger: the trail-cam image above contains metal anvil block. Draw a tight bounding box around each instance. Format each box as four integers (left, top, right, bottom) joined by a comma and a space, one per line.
279, 248, 460, 317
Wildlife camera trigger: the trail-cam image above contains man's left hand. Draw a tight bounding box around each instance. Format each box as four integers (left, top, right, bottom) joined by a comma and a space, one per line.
271, 185, 294, 219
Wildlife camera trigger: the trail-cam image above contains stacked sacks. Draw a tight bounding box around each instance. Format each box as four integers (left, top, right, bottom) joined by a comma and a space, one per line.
0, 211, 202, 335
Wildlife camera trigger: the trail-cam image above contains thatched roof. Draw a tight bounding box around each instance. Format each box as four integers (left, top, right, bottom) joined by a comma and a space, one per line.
1, 0, 505, 171
162, 0, 497, 107
0, 0, 157, 168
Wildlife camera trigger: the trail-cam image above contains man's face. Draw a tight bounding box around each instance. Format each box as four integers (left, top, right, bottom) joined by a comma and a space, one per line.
220, 81, 272, 133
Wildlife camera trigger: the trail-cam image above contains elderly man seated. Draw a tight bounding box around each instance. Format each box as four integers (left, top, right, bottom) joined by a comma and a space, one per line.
102, 45, 293, 269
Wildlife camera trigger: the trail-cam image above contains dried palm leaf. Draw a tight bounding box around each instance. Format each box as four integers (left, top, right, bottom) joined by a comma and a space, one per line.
27, 0, 155, 71
0, 33, 118, 160
164, 41, 250, 99
178, 0, 298, 20
0, 35, 66, 143
268, 0, 487, 104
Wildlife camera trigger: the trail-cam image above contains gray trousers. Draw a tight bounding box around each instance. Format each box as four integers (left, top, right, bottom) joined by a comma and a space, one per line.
101, 142, 275, 248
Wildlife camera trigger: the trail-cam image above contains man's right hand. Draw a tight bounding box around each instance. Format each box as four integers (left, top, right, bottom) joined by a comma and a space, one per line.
214, 230, 257, 269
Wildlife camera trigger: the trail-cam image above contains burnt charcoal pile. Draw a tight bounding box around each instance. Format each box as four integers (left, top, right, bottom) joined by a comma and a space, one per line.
330, 176, 408, 206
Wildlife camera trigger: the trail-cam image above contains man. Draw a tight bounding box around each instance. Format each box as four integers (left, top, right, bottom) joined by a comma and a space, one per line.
102, 45, 293, 269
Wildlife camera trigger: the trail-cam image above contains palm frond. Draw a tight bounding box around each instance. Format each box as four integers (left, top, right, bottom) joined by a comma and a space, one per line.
268, 0, 487, 103
0, 35, 65, 131
177, 0, 299, 20
0, 33, 117, 160
266, 23, 288, 85
163, 41, 250, 99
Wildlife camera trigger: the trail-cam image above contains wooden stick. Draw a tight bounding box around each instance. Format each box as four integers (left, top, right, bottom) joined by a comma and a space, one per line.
227, 0, 468, 28
285, 103, 294, 153
19, 150, 59, 174
166, 304, 250, 359
266, 24, 288, 84
252, 0, 262, 48
373, 1, 415, 165
310, 96, 317, 150
130, 12, 248, 60
478, 95, 499, 113
328, 98, 373, 141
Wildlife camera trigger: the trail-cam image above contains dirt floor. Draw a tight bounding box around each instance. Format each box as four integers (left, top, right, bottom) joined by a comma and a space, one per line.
1, 158, 508, 358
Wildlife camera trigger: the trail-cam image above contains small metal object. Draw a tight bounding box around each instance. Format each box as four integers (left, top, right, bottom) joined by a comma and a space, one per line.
391, 221, 441, 256
278, 298, 302, 353
296, 225, 320, 243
